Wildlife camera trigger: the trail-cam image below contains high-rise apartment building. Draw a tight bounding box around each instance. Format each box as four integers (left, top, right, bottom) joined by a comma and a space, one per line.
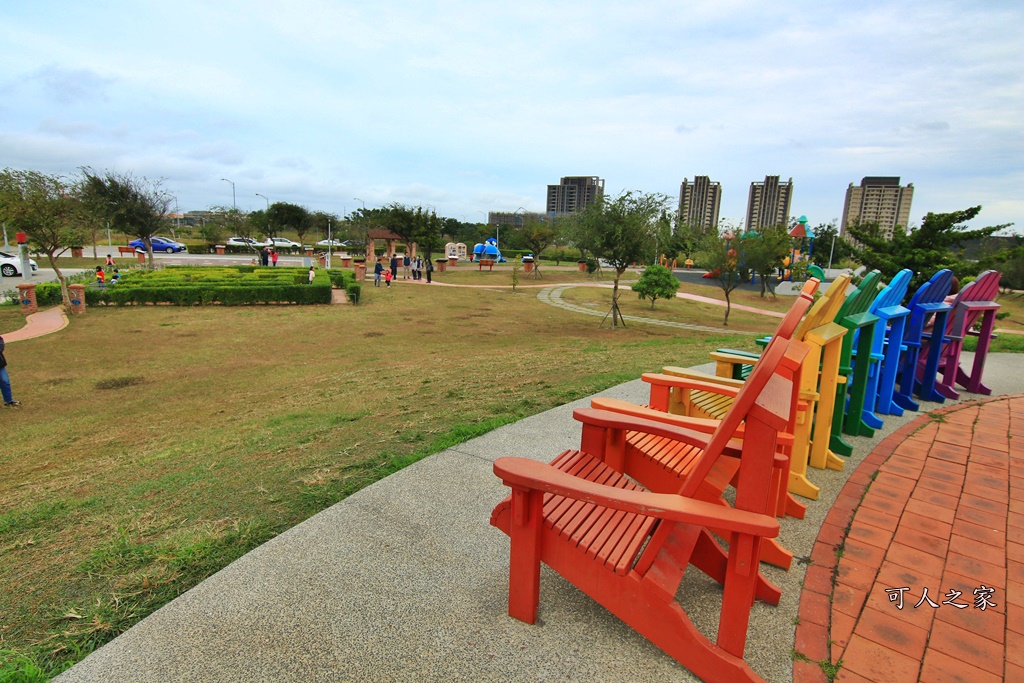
546, 176, 605, 215
745, 176, 793, 231
677, 176, 722, 229
841, 177, 914, 240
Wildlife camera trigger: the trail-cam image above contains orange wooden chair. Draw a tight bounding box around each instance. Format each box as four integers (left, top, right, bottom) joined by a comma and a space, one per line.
491, 337, 805, 683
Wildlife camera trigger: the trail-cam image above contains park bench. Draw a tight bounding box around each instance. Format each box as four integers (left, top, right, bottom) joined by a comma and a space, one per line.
918, 269, 1001, 400
117, 246, 138, 257
491, 337, 805, 683
896, 269, 955, 408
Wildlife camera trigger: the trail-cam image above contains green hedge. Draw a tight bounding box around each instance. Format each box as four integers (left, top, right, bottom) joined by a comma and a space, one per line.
37, 266, 333, 306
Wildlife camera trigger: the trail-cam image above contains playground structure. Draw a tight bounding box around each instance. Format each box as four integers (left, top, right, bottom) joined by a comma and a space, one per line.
471, 238, 505, 263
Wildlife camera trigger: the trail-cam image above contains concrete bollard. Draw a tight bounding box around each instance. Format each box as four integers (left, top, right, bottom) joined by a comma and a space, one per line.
68, 284, 86, 315
16, 283, 37, 316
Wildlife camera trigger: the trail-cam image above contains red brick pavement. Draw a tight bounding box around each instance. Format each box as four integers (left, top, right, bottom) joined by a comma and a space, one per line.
793, 395, 1023, 683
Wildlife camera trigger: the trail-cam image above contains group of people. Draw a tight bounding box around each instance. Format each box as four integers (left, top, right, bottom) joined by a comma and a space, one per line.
372, 254, 433, 288
259, 247, 280, 267
96, 262, 121, 287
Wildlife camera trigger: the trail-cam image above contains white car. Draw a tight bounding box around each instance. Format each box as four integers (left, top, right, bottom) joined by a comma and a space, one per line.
316, 239, 345, 247
264, 237, 302, 248
226, 237, 263, 248
0, 251, 38, 277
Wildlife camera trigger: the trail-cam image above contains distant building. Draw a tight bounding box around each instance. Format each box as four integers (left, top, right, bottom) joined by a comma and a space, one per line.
677, 176, 722, 229
745, 176, 793, 232
546, 176, 605, 216
841, 177, 914, 240
488, 211, 546, 227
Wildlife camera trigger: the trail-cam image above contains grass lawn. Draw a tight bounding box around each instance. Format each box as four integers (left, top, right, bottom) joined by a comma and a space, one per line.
0, 282, 762, 677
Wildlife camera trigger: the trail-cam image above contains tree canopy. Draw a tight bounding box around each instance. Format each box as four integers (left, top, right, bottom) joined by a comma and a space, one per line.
695, 227, 744, 325
80, 169, 173, 267
266, 202, 311, 243
632, 264, 679, 309
845, 206, 1013, 289
0, 168, 89, 308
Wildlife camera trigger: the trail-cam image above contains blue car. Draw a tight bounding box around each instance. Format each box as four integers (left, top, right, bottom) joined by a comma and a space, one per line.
129, 236, 188, 254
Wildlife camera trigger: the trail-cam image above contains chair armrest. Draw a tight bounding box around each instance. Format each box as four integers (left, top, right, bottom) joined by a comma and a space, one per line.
574, 407, 742, 458
661, 366, 746, 389
641, 373, 741, 398
494, 457, 780, 537
707, 351, 760, 367
591, 397, 733, 435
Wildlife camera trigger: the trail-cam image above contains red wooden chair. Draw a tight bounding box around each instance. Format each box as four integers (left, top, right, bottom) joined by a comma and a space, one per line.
491, 337, 805, 683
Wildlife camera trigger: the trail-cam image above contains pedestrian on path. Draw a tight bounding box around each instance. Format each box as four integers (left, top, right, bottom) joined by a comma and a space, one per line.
390, 255, 399, 281
403, 254, 411, 279
271, 250, 279, 267
0, 336, 19, 407
384, 269, 392, 288
426, 257, 433, 284
374, 260, 383, 287
261, 247, 270, 266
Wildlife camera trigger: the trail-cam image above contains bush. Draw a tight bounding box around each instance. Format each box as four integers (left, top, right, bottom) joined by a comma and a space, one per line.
539, 247, 581, 265
58, 266, 334, 306
346, 282, 361, 304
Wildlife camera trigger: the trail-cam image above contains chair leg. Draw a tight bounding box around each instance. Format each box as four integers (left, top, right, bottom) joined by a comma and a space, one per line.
507, 488, 543, 624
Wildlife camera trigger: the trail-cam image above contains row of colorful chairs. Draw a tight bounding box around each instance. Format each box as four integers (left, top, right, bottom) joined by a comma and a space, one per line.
487, 270, 1001, 682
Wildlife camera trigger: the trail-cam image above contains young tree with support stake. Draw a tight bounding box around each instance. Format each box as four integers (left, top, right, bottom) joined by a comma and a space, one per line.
0, 169, 89, 311
696, 226, 744, 326
80, 169, 173, 269
519, 217, 558, 278
578, 190, 669, 328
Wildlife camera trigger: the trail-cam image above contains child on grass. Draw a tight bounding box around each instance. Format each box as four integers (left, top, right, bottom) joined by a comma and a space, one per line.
384, 269, 392, 288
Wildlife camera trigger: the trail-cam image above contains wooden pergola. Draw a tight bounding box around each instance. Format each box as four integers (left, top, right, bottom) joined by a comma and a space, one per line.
366, 228, 417, 262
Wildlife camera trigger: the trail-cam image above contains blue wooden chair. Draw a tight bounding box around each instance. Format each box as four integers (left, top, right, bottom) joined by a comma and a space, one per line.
866, 269, 913, 418
895, 269, 954, 410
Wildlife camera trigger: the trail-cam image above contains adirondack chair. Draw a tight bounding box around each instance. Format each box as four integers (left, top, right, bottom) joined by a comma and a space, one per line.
585, 315, 813, 571
919, 270, 1001, 400
895, 269, 954, 410
862, 269, 913, 420
678, 274, 853, 501
491, 337, 804, 683
830, 271, 882, 453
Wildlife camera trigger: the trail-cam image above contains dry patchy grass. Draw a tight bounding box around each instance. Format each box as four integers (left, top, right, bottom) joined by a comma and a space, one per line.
0, 283, 756, 674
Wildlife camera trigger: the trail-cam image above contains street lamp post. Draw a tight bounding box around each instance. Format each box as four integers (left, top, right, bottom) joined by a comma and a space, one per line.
255, 193, 270, 211
220, 178, 236, 211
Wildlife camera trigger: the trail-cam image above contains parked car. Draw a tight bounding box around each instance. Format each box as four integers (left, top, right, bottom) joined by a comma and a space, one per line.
316, 238, 345, 247
0, 251, 38, 277
263, 237, 302, 249
226, 237, 263, 248
129, 236, 188, 253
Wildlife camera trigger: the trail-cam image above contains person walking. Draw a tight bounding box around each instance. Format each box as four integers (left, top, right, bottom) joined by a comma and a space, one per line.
0, 336, 19, 407
384, 268, 393, 289
308, 265, 316, 284
271, 250, 279, 267
261, 247, 270, 266
374, 259, 384, 287
390, 254, 399, 282
426, 257, 434, 284
414, 256, 423, 280
403, 254, 411, 279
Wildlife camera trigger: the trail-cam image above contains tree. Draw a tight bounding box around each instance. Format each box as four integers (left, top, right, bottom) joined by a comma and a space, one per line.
266, 202, 311, 243
632, 264, 680, 309
845, 207, 1013, 290
671, 219, 716, 261
80, 169, 173, 268
695, 227, 744, 325
519, 217, 558, 277
808, 221, 854, 268
578, 190, 669, 328
740, 224, 791, 297
0, 169, 89, 310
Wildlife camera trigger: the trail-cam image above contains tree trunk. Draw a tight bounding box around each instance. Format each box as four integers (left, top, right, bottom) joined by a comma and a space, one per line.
723, 291, 731, 326
612, 268, 625, 327
45, 253, 72, 313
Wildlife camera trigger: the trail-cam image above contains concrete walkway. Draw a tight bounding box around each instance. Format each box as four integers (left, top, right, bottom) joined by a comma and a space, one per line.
3, 306, 68, 343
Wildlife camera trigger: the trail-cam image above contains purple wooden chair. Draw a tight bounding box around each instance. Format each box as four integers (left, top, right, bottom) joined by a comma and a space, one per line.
918, 270, 1001, 400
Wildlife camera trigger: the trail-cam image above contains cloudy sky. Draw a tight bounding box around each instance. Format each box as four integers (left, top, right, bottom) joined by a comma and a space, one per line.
1, 1, 1021, 231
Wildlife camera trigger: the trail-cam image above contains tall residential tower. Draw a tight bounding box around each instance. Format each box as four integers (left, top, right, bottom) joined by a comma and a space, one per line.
841, 177, 914, 240
546, 176, 605, 216
745, 175, 793, 231
677, 176, 722, 229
